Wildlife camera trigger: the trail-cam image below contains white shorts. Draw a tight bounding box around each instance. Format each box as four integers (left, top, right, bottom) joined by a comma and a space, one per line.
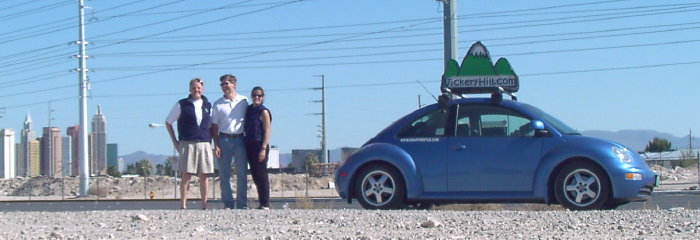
179, 141, 214, 174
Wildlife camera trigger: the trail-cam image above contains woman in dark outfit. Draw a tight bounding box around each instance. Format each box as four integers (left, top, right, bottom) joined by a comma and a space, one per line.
244, 86, 272, 210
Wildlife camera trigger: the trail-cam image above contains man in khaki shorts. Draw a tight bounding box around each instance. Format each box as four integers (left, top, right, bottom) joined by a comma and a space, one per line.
165, 78, 214, 209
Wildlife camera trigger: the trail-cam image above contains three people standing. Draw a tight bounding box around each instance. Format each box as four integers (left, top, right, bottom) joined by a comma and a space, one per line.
166, 74, 272, 210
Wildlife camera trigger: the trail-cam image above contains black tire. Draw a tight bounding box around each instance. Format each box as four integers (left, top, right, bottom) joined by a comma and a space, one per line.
554, 162, 610, 210
354, 164, 406, 210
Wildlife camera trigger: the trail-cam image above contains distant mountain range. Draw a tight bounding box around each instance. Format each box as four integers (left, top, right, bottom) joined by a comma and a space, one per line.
120, 151, 170, 166
581, 130, 697, 153
120, 130, 699, 165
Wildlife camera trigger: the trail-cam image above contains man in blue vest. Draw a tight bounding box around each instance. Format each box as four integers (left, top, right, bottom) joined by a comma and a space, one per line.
165, 78, 214, 210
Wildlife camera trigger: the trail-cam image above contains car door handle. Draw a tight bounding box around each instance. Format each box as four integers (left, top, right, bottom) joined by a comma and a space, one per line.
453, 144, 466, 150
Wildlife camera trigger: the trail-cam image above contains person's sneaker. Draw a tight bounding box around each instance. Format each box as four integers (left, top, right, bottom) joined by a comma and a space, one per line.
257, 205, 270, 210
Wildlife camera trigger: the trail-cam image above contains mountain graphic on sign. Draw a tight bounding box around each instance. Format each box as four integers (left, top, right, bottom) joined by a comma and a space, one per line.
459, 42, 496, 76
441, 41, 519, 94
494, 58, 515, 75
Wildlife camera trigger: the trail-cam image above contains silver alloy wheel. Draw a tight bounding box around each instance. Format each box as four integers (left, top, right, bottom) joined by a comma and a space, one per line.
562, 169, 601, 207
360, 170, 396, 207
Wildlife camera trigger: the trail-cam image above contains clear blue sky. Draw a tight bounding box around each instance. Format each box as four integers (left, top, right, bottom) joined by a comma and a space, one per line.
1, 0, 699, 156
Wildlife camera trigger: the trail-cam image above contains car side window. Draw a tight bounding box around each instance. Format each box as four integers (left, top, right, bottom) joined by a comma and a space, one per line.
397, 108, 448, 138
458, 104, 533, 137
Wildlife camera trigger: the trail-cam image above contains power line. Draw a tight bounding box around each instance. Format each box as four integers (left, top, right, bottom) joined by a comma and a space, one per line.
0, 0, 145, 40
99, 1, 298, 17
0, 70, 72, 88
88, 0, 308, 51
0, 0, 187, 45
89, 28, 700, 69
461, 6, 700, 34
0, 0, 51, 12
457, 1, 699, 18
94, 3, 689, 43
0, 0, 73, 22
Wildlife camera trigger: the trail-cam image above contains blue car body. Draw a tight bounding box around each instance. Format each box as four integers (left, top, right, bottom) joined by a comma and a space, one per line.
335, 97, 656, 209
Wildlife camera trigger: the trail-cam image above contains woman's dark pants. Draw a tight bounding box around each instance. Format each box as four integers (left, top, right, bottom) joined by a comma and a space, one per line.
245, 141, 270, 208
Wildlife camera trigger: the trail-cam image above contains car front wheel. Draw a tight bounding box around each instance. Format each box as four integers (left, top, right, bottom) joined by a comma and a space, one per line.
354, 164, 406, 210
554, 162, 610, 210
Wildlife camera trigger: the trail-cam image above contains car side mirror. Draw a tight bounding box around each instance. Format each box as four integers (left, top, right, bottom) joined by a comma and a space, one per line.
529, 120, 550, 137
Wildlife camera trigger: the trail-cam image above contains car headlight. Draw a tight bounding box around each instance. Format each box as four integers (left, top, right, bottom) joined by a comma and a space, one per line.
612, 146, 633, 163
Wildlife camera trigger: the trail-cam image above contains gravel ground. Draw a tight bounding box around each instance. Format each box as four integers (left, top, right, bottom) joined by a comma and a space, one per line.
1, 208, 699, 239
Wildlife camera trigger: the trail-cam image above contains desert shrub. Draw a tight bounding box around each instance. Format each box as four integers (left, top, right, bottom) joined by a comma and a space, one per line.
88, 185, 108, 198
292, 197, 314, 209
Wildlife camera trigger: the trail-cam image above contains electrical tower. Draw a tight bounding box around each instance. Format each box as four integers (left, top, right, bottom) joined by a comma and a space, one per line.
312, 75, 328, 164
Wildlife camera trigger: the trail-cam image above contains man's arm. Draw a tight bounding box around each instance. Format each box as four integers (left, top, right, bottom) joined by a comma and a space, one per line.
210, 123, 221, 158
165, 122, 180, 155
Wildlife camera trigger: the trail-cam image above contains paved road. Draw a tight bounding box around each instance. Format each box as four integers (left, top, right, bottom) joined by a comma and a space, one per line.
1, 193, 698, 212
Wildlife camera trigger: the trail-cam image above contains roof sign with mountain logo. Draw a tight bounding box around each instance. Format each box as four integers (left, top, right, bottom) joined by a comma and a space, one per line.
441, 41, 519, 95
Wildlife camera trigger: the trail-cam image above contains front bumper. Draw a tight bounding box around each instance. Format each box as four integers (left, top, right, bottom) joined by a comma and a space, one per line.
610, 167, 657, 202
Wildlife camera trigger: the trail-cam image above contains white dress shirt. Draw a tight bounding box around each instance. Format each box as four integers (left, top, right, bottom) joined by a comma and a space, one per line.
211, 94, 249, 134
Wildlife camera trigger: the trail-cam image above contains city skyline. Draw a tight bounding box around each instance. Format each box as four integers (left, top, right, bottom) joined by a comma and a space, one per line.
4, 109, 114, 178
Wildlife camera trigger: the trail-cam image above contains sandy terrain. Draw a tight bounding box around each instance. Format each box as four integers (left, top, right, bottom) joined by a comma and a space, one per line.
0, 208, 699, 239
0, 173, 336, 201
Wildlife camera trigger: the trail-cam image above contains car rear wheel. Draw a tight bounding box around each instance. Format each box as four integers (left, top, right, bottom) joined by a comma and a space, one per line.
354, 164, 406, 210
554, 162, 610, 210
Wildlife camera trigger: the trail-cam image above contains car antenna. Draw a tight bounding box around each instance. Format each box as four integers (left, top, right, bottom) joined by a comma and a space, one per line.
416, 80, 438, 102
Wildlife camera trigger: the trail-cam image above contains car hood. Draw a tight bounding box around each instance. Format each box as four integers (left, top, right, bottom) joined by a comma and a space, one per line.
561, 135, 629, 149
562, 135, 652, 170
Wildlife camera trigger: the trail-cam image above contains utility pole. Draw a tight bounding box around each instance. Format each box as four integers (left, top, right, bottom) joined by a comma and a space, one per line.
77, 0, 90, 197
312, 75, 328, 164
440, 0, 458, 71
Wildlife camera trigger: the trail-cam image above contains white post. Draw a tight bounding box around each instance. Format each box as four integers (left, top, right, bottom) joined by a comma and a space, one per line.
78, 0, 90, 197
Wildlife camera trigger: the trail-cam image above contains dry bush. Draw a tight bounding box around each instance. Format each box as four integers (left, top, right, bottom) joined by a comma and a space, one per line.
291, 197, 314, 209
88, 186, 108, 198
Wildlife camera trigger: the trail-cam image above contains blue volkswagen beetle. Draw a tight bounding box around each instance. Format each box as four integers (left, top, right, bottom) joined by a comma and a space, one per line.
334, 95, 657, 210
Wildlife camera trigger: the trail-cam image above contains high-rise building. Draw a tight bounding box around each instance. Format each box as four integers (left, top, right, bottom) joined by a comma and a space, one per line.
61, 136, 71, 176
28, 138, 40, 177
1, 129, 16, 179
18, 112, 34, 177
15, 143, 21, 176
117, 157, 125, 173
40, 127, 61, 177
66, 125, 79, 176
91, 105, 107, 175
107, 143, 118, 168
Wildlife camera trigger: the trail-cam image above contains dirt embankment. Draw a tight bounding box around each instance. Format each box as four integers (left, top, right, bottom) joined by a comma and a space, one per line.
0, 173, 336, 200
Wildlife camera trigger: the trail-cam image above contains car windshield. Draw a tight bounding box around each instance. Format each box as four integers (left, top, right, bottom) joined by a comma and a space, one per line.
521, 104, 580, 135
